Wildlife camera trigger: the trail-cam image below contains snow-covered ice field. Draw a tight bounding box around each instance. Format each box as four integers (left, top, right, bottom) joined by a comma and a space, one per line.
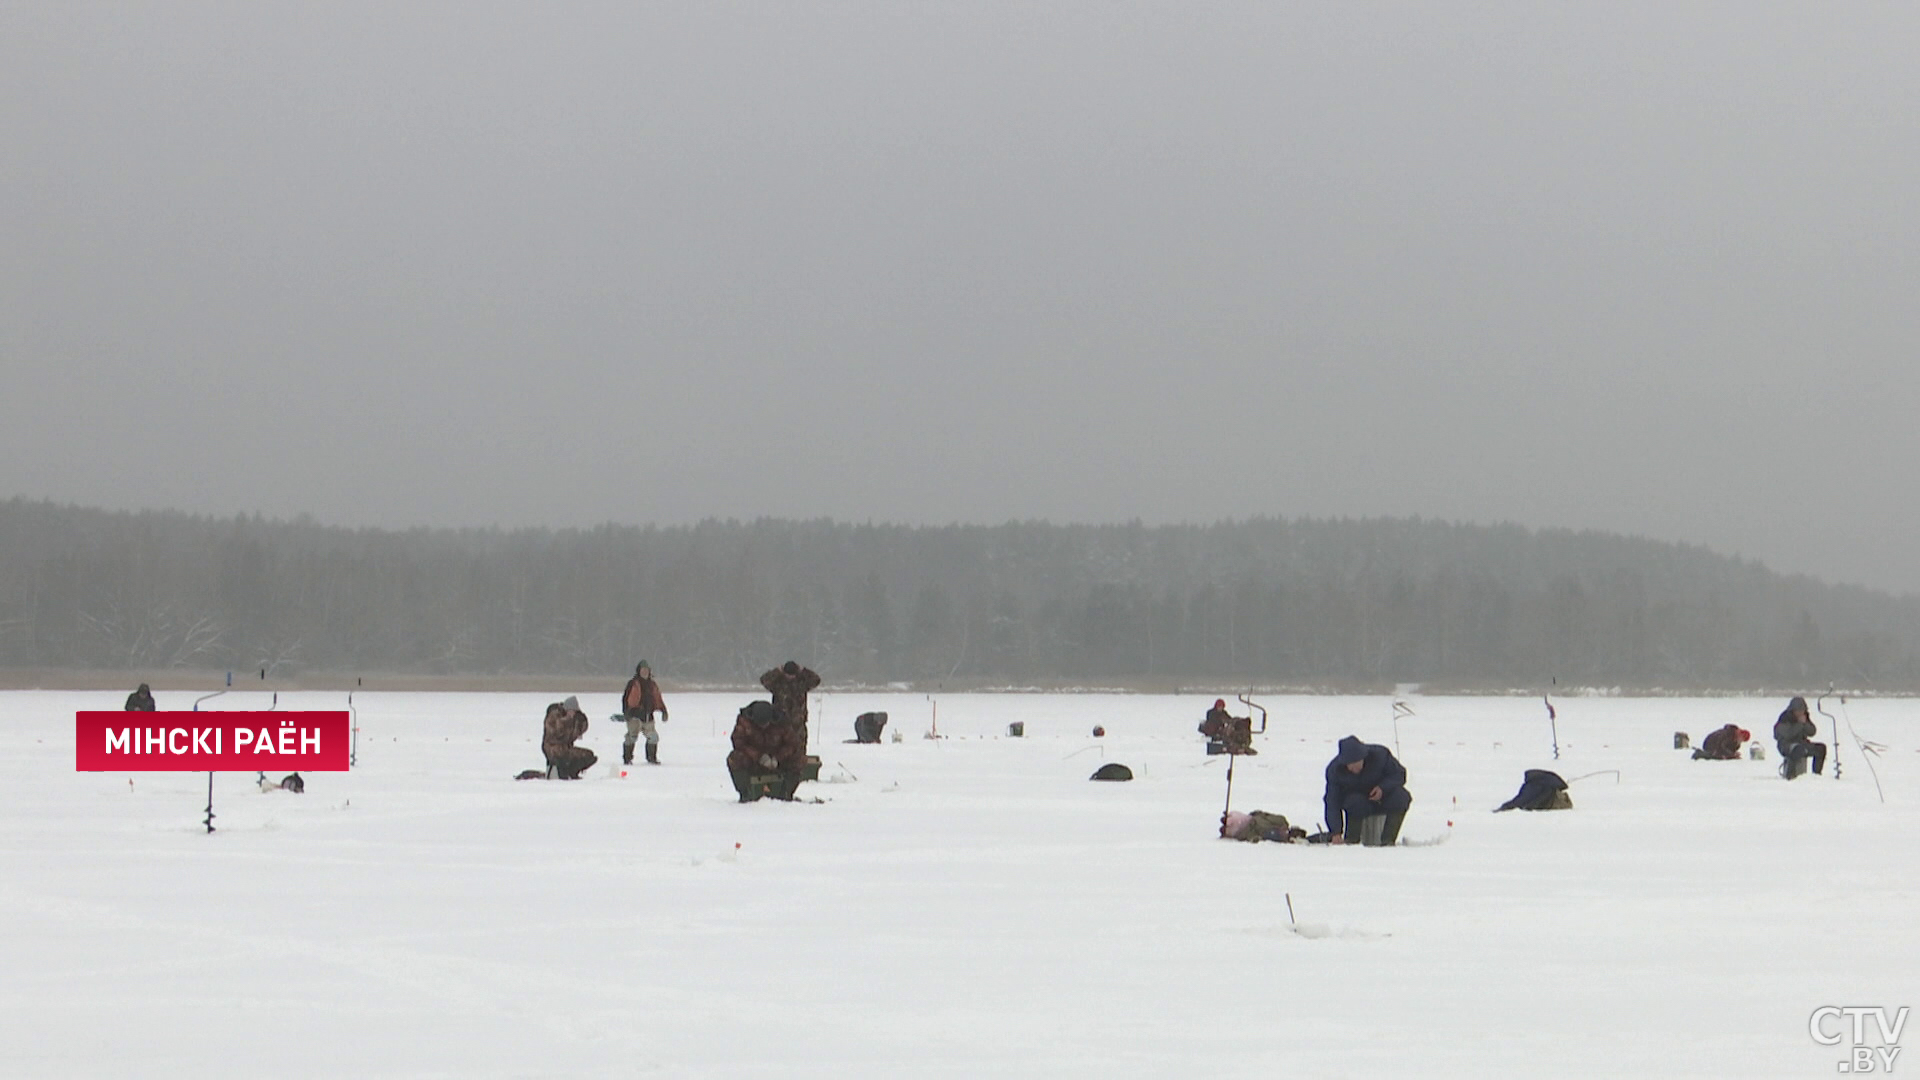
3, 689, 1914, 1079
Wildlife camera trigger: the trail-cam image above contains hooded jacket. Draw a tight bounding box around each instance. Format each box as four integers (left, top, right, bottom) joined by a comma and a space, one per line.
1323, 736, 1411, 833
727, 703, 807, 774
1774, 697, 1818, 755
1698, 725, 1747, 760
623, 674, 666, 719
1496, 769, 1569, 811
542, 702, 589, 760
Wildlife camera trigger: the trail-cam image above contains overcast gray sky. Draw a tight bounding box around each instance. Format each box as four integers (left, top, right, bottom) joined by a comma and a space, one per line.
4, 3, 1917, 593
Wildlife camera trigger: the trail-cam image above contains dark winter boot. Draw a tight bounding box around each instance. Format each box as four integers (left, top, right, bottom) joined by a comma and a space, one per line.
729, 766, 761, 802
622, 746, 634, 766
1377, 810, 1408, 845
645, 742, 659, 765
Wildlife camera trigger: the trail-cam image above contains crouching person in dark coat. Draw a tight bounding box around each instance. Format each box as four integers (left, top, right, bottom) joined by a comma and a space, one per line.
125, 683, 156, 711
851, 711, 888, 744
1495, 769, 1570, 811
1324, 736, 1412, 846
1692, 724, 1749, 760
542, 696, 597, 779
727, 701, 807, 802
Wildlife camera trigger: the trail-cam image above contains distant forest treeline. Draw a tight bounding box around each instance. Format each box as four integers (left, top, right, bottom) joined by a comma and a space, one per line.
3, 498, 1917, 691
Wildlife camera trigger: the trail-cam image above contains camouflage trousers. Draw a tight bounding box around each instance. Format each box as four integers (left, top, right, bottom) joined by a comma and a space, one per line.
623, 716, 659, 754
545, 746, 597, 780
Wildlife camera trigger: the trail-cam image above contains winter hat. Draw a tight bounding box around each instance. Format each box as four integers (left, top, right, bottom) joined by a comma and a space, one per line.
783, 660, 800, 676
1214, 698, 1226, 710
1738, 729, 1751, 741
1335, 735, 1367, 766
635, 661, 649, 675
563, 695, 580, 712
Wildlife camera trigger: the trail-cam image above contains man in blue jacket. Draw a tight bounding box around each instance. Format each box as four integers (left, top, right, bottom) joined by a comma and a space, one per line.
1324, 736, 1412, 846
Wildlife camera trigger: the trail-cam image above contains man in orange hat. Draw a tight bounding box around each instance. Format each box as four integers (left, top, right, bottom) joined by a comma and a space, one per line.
1692, 724, 1750, 760
1198, 698, 1257, 755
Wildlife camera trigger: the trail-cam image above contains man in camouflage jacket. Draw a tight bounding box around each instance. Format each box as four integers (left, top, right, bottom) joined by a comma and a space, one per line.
542, 696, 597, 779
760, 661, 821, 748
727, 700, 807, 802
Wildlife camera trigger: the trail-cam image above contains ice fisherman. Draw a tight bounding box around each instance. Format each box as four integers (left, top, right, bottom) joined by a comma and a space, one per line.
726, 700, 807, 802
1691, 724, 1750, 761
620, 661, 668, 766
1773, 696, 1827, 778
257, 771, 305, 793
1323, 736, 1412, 846
1199, 698, 1257, 755
1495, 769, 1570, 811
851, 711, 888, 743
760, 661, 821, 749
124, 683, 156, 711
541, 696, 596, 779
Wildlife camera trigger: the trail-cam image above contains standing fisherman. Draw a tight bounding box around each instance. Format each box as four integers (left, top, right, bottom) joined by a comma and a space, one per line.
621, 661, 669, 766
760, 661, 821, 751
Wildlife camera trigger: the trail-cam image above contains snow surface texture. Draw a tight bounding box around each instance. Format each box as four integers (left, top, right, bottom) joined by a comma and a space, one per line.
4, 690, 1913, 1079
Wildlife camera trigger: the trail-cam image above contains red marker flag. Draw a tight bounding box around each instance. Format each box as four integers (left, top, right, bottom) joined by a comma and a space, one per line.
76, 712, 351, 771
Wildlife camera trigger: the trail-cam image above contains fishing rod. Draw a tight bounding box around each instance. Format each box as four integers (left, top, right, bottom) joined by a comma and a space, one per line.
1835, 690, 1886, 804
1545, 678, 1560, 760
1217, 691, 1273, 823
194, 678, 228, 833
1816, 683, 1841, 779
1391, 699, 1414, 758
1221, 736, 1239, 823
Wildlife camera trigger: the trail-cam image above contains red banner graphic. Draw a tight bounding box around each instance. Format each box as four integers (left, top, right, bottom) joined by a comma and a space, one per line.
76, 712, 351, 771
